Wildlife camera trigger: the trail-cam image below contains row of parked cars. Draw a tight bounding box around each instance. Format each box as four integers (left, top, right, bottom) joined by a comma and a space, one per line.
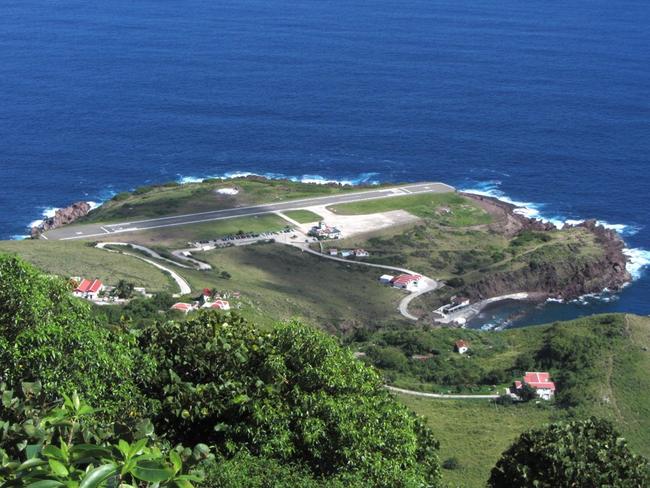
190, 227, 295, 248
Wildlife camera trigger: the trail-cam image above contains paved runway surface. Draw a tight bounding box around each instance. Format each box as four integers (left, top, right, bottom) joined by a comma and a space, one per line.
43, 182, 454, 240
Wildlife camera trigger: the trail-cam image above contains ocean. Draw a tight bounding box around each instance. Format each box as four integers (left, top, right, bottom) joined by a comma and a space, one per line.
1, 0, 649, 328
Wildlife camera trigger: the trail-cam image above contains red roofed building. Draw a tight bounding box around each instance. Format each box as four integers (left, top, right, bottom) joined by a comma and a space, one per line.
73, 279, 104, 300
171, 302, 194, 314
390, 274, 422, 291
514, 372, 556, 400
210, 299, 231, 311
454, 340, 469, 354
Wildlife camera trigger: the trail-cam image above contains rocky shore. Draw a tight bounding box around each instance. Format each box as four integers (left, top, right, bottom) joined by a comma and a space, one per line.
460, 193, 631, 301
30, 202, 92, 238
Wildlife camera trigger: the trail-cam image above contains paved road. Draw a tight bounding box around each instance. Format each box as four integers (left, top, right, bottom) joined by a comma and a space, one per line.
42, 182, 454, 240
385, 385, 500, 400
298, 245, 440, 321
95, 242, 192, 296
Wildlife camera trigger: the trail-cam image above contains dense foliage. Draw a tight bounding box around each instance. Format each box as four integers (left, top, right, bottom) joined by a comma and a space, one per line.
0, 254, 442, 487
0, 384, 201, 488
142, 314, 441, 486
488, 417, 650, 487
0, 255, 151, 418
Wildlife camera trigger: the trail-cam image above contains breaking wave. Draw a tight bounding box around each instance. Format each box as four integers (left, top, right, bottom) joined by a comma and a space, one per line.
461, 180, 649, 281
177, 170, 381, 186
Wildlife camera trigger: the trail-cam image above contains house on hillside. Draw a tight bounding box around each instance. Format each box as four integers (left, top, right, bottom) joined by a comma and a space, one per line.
340, 249, 353, 258
513, 372, 556, 400
329, 248, 339, 256
354, 249, 369, 258
454, 340, 469, 354
171, 302, 195, 314
209, 299, 231, 311
390, 274, 422, 291
73, 279, 104, 300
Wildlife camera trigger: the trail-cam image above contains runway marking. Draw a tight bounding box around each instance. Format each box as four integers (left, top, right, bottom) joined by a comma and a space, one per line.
54, 183, 455, 240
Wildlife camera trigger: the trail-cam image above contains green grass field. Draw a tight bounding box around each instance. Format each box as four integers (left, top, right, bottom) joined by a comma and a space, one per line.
99, 214, 291, 248
81, 178, 394, 224
0, 240, 175, 292
328, 192, 491, 227
397, 395, 556, 488
172, 243, 410, 330
281, 209, 322, 223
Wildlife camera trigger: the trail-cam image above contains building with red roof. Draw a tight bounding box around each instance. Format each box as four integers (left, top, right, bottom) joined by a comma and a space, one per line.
454, 340, 469, 354
171, 302, 194, 314
73, 278, 104, 300
390, 274, 422, 291
513, 371, 556, 400
209, 299, 231, 311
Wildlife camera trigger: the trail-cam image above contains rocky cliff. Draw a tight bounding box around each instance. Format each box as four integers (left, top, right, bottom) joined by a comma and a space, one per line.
459, 194, 631, 301
30, 202, 92, 238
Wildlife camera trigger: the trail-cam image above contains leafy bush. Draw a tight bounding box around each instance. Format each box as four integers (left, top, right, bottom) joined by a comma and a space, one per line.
141, 313, 441, 486
0, 255, 151, 419
488, 417, 650, 487
0, 384, 201, 488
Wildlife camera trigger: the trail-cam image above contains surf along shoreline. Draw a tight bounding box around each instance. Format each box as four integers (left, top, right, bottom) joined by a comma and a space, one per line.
23, 175, 643, 330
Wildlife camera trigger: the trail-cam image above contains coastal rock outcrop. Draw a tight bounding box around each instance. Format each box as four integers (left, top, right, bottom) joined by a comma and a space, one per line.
455, 199, 631, 301
30, 202, 92, 238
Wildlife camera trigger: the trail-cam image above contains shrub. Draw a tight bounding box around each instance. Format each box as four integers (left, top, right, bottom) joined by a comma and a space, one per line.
0, 255, 151, 420
488, 417, 650, 487
442, 457, 461, 470
141, 314, 441, 486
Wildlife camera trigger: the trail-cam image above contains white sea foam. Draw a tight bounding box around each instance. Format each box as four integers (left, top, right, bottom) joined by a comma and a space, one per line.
623, 248, 650, 280
176, 170, 380, 187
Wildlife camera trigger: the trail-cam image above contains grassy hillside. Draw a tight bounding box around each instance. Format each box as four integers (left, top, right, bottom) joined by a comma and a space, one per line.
369, 314, 650, 487
0, 240, 175, 292
398, 395, 557, 488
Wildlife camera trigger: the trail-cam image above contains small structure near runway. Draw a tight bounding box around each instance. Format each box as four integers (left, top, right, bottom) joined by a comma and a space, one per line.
308, 221, 342, 240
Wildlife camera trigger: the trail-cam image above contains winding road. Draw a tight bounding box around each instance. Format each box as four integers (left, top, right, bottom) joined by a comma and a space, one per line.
95, 242, 192, 296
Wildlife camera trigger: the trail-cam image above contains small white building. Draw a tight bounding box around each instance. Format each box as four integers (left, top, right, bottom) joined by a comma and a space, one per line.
454, 340, 469, 354
354, 249, 369, 258
379, 274, 394, 284
329, 248, 339, 256
340, 250, 353, 258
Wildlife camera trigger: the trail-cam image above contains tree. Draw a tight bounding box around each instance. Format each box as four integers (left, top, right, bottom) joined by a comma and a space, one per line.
488, 417, 650, 487
0, 255, 151, 419
113, 279, 135, 299
141, 313, 441, 487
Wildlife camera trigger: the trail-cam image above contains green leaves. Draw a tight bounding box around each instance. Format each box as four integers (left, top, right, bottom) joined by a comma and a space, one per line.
78, 463, 118, 488
489, 417, 650, 487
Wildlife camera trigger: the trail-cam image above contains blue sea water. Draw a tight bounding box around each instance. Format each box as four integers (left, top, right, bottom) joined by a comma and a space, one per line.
1, 0, 649, 327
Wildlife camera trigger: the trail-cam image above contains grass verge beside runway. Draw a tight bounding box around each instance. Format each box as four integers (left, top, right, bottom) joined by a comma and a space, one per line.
327, 192, 491, 227
282, 209, 322, 223
0, 240, 176, 292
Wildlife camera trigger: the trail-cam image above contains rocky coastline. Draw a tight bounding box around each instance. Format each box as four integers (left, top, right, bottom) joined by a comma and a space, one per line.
30, 202, 92, 238
460, 192, 631, 301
